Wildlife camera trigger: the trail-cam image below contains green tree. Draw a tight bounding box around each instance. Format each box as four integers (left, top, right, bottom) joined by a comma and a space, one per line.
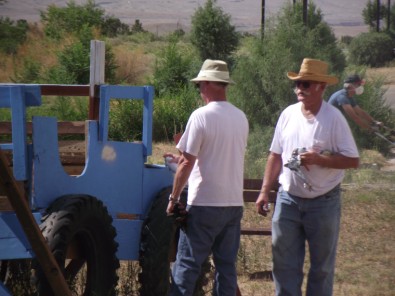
190, 0, 239, 61
0, 17, 28, 54
229, 1, 345, 129
362, 0, 388, 31
348, 32, 395, 67
42, 26, 117, 85
40, 0, 104, 39
102, 16, 130, 37
40, 0, 129, 39
131, 20, 146, 34
151, 41, 199, 96
386, 2, 395, 33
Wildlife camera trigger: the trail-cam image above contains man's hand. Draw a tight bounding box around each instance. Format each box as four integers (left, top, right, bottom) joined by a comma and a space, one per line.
163, 153, 180, 163
256, 192, 271, 217
167, 201, 188, 231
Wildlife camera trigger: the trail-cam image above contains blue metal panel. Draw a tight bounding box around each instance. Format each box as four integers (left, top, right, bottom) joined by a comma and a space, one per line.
112, 219, 143, 260
98, 85, 153, 161
32, 117, 144, 216
141, 165, 174, 219
0, 212, 41, 260
0, 282, 12, 296
142, 86, 153, 158
0, 85, 40, 181
0, 144, 13, 150
10, 86, 28, 180
0, 84, 41, 107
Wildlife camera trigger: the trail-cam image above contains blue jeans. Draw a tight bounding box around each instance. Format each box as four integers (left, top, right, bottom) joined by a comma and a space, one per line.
272, 185, 341, 296
170, 206, 243, 296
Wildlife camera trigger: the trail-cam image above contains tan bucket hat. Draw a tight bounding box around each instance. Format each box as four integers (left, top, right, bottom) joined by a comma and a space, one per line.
287, 58, 339, 85
191, 59, 235, 84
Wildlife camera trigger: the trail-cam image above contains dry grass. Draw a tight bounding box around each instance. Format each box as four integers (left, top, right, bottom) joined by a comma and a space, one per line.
366, 66, 395, 85
112, 44, 154, 85
146, 142, 395, 296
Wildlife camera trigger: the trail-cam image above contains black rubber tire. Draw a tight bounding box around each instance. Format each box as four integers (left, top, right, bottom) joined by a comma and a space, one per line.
139, 187, 213, 296
138, 187, 176, 296
34, 195, 119, 296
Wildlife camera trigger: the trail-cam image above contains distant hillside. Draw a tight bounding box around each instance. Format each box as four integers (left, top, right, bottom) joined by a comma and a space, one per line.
0, 0, 368, 37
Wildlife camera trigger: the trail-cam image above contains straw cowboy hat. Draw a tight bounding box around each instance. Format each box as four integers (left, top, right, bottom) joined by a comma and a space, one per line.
287, 58, 339, 85
191, 59, 235, 84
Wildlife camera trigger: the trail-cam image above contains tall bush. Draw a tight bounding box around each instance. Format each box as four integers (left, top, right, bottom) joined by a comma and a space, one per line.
40, 0, 129, 39
190, 0, 239, 62
151, 41, 200, 96
348, 32, 395, 67
0, 17, 28, 54
230, 1, 345, 130
40, 0, 104, 39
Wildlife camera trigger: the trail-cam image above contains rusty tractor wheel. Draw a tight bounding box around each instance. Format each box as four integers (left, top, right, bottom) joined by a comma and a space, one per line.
139, 187, 213, 296
34, 195, 119, 296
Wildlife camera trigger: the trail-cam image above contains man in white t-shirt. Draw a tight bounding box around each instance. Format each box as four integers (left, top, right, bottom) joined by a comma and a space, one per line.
256, 58, 359, 296
166, 59, 249, 295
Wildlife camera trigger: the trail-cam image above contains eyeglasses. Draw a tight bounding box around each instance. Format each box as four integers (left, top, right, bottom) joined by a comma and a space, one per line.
294, 81, 311, 89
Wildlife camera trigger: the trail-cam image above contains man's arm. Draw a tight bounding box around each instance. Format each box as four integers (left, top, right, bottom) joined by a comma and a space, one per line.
354, 105, 381, 126
256, 152, 282, 216
166, 151, 196, 215
342, 104, 371, 130
300, 151, 359, 169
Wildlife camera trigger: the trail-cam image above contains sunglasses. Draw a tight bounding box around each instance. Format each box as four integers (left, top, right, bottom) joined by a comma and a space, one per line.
294, 81, 312, 89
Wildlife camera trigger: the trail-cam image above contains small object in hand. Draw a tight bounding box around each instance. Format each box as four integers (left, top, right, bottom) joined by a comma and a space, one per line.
170, 202, 188, 231
165, 156, 178, 173
261, 203, 271, 217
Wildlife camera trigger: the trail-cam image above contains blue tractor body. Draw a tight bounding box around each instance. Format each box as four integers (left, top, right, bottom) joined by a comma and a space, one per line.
0, 84, 174, 294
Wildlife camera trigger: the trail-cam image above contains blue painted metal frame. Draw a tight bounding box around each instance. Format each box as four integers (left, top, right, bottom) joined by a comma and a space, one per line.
0, 85, 41, 180
0, 85, 173, 264
0, 84, 174, 264
99, 85, 153, 160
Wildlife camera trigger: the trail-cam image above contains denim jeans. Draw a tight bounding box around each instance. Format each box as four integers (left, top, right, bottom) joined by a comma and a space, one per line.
170, 206, 243, 296
272, 185, 341, 296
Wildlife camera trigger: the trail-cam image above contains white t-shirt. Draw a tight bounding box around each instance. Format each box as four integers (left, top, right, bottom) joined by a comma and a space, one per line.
177, 101, 249, 206
270, 101, 359, 198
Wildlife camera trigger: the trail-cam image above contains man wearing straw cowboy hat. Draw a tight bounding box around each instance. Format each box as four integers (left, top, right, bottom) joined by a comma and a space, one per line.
256, 58, 359, 296
165, 59, 248, 295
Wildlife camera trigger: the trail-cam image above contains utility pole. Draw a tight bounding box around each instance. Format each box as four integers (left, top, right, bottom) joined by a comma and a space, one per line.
387, 0, 391, 31
261, 0, 265, 39
303, 0, 308, 26
377, 0, 381, 32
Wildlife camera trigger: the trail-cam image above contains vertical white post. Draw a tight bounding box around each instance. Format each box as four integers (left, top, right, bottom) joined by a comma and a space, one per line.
89, 40, 105, 119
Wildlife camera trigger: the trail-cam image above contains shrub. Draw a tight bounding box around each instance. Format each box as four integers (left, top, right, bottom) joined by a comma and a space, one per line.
152, 87, 200, 141
151, 41, 199, 96
0, 17, 28, 54
230, 1, 345, 129
190, 0, 239, 62
348, 32, 395, 67
40, 0, 129, 39
40, 0, 104, 39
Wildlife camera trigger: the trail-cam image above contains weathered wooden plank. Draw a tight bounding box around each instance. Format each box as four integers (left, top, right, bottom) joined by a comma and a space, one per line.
241, 227, 272, 236
0, 196, 12, 211
0, 121, 86, 135
40, 85, 89, 96
0, 149, 72, 296
242, 178, 278, 236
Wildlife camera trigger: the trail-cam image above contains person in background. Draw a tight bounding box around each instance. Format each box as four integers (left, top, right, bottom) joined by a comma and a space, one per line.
328, 74, 382, 130
256, 58, 359, 296
165, 59, 249, 295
